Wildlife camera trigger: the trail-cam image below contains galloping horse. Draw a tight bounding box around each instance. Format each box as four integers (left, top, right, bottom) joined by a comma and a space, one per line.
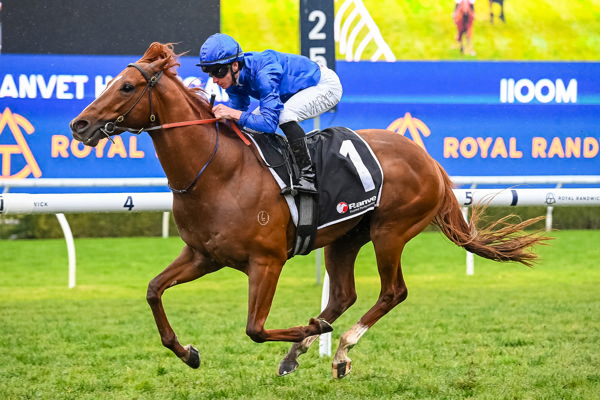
454, 0, 476, 56
490, 0, 506, 24
70, 43, 546, 378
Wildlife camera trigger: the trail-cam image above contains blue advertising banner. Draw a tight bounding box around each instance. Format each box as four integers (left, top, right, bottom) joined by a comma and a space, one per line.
1, 54, 599, 193
334, 61, 600, 178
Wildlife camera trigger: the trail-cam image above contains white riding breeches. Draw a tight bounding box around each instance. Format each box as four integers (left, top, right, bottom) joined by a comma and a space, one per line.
252, 65, 343, 128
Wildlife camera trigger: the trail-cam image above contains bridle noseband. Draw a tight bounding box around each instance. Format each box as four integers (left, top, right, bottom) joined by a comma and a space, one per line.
100, 63, 163, 141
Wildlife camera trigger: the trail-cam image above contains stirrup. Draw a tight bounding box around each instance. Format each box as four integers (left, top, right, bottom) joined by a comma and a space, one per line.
295, 178, 317, 194
280, 185, 298, 196
280, 180, 317, 196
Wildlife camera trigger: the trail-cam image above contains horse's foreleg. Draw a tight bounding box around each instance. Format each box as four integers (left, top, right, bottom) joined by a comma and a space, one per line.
245, 257, 333, 345
146, 245, 218, 368
278, 234, 367, 376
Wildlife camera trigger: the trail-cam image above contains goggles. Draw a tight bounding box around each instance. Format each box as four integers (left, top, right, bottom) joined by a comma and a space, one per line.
201, 64, 230, 79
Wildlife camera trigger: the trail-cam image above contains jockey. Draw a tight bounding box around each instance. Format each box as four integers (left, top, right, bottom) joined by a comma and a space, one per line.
197, 33, 343, 195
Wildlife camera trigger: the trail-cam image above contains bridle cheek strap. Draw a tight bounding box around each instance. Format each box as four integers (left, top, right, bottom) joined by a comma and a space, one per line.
124, 63, 163, 130
101, 63, 163, 139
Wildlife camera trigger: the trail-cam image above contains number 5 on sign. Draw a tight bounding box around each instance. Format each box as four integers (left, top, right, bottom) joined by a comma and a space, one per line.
300, 0, 335, 70
307, 10, 327, 66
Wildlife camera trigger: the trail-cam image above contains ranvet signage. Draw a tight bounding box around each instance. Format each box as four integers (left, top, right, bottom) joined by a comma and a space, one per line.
1, 55, 599, 193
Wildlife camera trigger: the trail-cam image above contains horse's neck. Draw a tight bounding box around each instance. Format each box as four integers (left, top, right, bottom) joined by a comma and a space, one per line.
149, 94, 242, 191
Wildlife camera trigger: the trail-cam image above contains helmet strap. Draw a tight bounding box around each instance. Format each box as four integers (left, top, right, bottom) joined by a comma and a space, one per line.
230, 62, 240, 86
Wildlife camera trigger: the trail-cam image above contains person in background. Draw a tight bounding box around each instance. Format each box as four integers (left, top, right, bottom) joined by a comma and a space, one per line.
453, 0, 475, 18
197, 33, 343, 195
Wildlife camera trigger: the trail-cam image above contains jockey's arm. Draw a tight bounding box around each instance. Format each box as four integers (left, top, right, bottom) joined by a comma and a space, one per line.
212, 104, 243, 121
234, 65, 284, 134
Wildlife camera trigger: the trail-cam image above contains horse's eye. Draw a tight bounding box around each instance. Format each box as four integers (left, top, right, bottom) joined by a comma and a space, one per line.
121, 83, 135, 93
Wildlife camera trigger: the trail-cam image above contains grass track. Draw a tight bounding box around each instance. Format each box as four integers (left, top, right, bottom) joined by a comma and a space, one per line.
1, 230, 599, 399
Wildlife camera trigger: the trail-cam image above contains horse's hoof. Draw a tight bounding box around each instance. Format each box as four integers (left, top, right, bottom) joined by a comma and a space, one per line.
332, 360, 352, 379
183, 344, 200, 369
277, 360, 299, 376
316, 318, 333, 334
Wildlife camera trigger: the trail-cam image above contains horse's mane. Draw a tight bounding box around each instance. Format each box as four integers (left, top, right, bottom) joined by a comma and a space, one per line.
138, 42, 212, 117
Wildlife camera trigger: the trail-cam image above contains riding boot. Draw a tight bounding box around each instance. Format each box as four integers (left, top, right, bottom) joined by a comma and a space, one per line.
280, 121, 318, 195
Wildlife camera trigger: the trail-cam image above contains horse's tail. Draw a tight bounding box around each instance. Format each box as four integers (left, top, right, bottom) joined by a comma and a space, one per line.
431, 163, 548, 267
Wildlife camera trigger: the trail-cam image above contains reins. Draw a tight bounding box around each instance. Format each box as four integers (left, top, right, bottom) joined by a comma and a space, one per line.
105, 62, 250, 146
102, 62, 251, 194
168, 123, 220, 194
146, 117, 251, 146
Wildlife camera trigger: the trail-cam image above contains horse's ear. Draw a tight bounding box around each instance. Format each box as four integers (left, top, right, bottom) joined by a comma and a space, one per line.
142, 42, 166, 62
151, 46, 180, 76
140, 43, 179, 73
152, 58, 171, 71
149, 57, 176, 77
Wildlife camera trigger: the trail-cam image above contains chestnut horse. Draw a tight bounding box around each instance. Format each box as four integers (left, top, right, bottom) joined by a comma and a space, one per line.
454, 0, 476, 56
70, 43, 546, 378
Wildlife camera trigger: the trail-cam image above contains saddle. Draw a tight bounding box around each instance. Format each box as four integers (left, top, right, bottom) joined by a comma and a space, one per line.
244, 127, 384, 256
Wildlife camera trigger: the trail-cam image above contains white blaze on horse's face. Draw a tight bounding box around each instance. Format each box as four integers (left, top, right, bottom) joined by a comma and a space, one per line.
80, 75, 124, 115
101, 75, 123, 95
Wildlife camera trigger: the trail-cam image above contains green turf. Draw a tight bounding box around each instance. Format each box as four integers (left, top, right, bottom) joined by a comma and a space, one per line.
221, 0, 600, 60
1, 230, 599, 399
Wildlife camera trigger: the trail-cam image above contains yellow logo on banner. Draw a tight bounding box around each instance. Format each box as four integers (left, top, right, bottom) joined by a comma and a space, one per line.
386, 112, 431, 152
0, 108, 42, 179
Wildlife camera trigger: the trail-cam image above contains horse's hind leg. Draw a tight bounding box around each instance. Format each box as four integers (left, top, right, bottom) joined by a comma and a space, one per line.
146, 245, 219, 368
331, 233, 409, 378
331, 210, 436, 378
278, 230, 369, 376
277, 335, 319, 376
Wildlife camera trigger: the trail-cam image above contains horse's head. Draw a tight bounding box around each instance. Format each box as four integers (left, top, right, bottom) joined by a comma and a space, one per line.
70, 43, 180, 147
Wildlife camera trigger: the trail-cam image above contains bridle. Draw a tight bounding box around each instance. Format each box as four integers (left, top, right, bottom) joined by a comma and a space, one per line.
99, 63, 164, 142
100, 62, 249, 142
100, 62, 250, 194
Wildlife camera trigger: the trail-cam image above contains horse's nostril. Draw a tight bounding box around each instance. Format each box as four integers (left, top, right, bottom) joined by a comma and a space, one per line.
71, 119, 89, 133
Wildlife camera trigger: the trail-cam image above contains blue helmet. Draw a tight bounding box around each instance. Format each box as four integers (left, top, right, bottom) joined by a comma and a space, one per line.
197, 33, 244, 68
